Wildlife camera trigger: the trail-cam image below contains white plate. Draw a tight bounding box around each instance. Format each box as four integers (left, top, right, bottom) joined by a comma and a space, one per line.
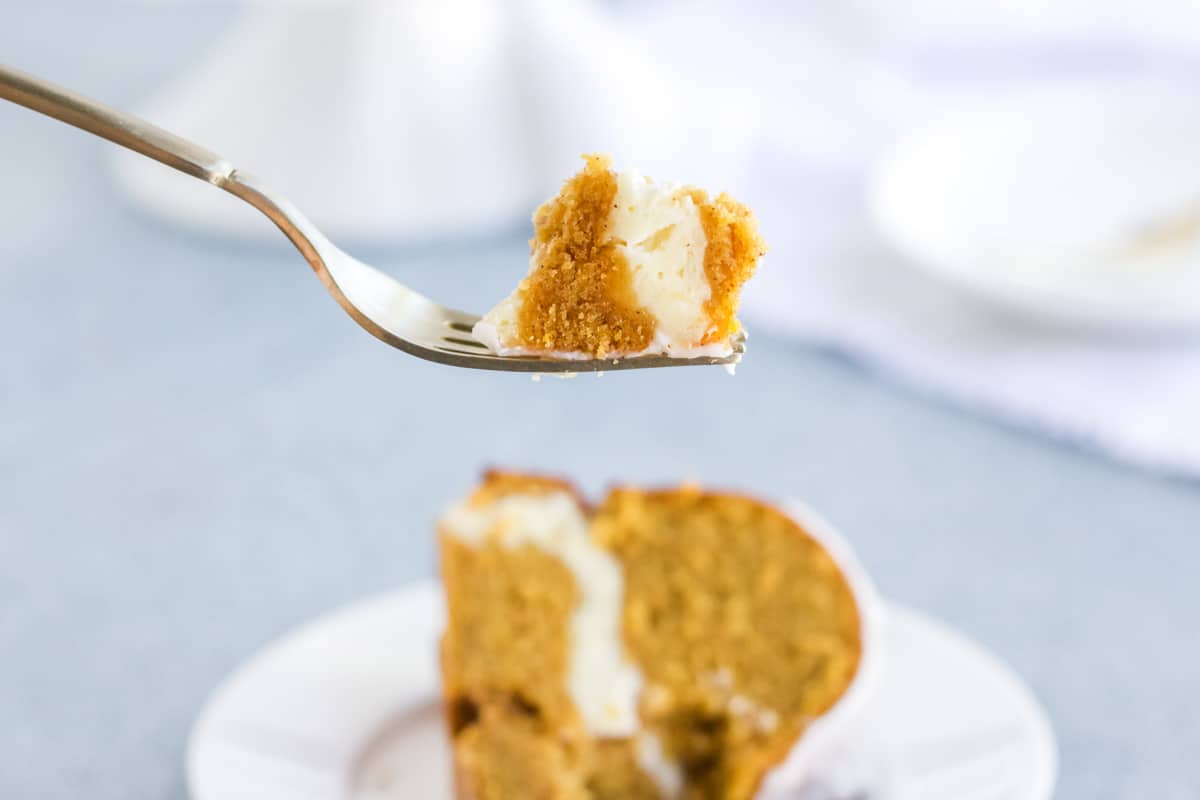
869, 78, 1200, 334
188, 582, 1056, 800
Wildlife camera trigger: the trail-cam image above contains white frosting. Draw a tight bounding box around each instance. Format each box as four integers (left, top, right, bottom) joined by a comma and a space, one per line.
635, 732, 684, 798
441, 492, 644, 737
610, 169, 718, 356
472, 166, 735, 359
471, 298, 519, 356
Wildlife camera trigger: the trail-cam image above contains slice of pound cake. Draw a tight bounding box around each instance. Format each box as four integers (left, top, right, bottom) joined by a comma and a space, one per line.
438, 472, 875, 799
473, 155, 766, 360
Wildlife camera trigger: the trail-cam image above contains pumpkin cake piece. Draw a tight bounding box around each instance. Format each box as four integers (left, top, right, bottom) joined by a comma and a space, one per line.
473, 155, 766, 360
437, 471, 868, 800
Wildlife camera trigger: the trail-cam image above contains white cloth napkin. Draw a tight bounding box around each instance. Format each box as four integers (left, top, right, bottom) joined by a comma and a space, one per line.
739, 155, 1200, 477
620, 0, 1200, 477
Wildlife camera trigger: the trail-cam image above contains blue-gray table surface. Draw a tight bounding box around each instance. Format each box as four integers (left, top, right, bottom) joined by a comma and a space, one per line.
2, 5, 1198, 799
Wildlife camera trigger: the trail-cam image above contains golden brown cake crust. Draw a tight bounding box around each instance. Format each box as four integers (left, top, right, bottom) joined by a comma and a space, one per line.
692, 193, 767, 345
515, 154, 657, 357
468, 468, 589, 510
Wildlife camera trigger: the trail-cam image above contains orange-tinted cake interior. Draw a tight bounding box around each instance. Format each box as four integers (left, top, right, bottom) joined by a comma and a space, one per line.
438, 472, 862, 799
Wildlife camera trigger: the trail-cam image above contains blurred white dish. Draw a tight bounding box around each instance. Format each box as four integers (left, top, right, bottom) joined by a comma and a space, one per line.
187, 585, 1055, 799
113, 0, 755, 244
869, 79, 1200, 333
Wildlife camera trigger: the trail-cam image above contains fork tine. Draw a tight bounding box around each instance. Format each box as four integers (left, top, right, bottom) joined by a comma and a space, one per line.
440, 335, 489, 349
438, 307, 482, 329
443, 320, 477, 334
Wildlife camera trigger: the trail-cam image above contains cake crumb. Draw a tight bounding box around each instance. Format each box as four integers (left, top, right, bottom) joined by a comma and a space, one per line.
708, 667, 734, 691
475, 154, 765, 360
729, 694, 754, 717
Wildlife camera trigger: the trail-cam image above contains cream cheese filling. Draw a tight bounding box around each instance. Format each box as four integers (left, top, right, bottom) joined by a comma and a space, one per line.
473, 167, 732, 360
610, 168, 719, 357
441, 492, 644, 738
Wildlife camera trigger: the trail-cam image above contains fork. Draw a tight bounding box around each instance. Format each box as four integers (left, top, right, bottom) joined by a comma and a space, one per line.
0, 64, 745, 373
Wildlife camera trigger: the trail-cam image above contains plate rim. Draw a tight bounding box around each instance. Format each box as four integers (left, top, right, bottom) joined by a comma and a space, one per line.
187, 581, 1057, 800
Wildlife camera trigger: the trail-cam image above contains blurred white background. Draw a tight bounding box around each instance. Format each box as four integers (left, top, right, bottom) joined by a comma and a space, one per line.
106, 0, 1200, 475
4, 3, 1200, 800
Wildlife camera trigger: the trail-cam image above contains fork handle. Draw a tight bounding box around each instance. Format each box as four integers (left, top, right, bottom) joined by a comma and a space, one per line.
0, 63, 234, 185
0, 63, 336, 275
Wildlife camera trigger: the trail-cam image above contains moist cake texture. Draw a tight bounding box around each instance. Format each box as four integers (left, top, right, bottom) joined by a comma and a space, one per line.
438, 472, 863, 799
473, 156, 766, 359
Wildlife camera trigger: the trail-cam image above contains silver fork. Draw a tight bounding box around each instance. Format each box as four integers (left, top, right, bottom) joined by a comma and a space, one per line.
0, 64, 745, 373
